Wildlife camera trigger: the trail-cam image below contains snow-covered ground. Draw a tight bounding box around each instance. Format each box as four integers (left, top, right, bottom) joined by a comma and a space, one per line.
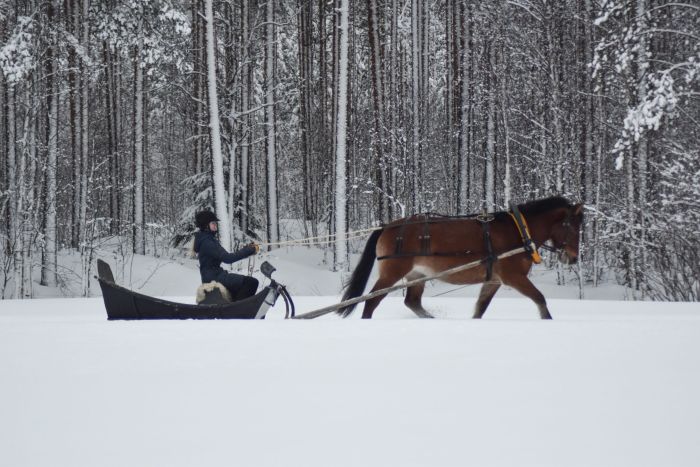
2, 238, 699, 466
2, 294, 700, 466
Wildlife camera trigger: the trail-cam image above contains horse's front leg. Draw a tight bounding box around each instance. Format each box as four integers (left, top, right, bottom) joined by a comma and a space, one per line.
473, 281, 501, 319
404, 272, 433, 318
503, 276, 552, 319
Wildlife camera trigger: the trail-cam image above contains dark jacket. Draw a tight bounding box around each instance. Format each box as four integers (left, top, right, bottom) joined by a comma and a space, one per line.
194, 231, 256, 283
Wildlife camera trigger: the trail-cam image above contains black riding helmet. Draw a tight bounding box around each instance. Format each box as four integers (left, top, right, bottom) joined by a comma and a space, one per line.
195, 210, 219, 230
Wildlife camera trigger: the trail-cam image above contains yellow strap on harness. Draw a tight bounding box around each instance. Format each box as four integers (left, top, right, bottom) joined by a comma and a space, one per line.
508, 211, 542, 264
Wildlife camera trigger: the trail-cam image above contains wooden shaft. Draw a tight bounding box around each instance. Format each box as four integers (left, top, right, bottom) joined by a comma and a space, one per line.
292, 246, 527, 319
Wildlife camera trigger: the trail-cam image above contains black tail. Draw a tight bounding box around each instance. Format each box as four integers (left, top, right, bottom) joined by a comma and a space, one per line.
337, 229, 382, 318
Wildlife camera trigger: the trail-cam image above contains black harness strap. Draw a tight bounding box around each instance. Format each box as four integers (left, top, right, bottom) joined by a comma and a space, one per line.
394, 221, 407, 256
480, 217, 495, 281
420, 217, 431, 255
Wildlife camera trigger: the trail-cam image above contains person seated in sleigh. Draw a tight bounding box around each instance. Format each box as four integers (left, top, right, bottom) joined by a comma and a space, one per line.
193, 210, 260, 303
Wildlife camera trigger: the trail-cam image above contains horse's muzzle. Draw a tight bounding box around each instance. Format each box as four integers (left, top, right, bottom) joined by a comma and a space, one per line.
558, 250, 578, 265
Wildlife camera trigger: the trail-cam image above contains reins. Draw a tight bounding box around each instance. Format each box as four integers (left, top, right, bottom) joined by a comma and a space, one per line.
256, 226, 382, 248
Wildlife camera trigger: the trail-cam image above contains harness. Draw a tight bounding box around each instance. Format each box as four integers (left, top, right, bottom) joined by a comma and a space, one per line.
377, 213, 477, 260
376, 206, 551, 276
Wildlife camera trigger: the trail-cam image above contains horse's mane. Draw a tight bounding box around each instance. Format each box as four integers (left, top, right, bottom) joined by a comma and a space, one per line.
517, 196, 572, 216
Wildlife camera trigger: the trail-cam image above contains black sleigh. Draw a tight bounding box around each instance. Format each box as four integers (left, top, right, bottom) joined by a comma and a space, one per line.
96, 259, 294, 320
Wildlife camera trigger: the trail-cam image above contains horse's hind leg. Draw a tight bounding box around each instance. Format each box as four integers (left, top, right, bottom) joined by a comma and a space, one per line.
361, 262, 412, 319
503, 276, 552, 319
472, 281, 501, 319
404, 273, 433, 319
361, 278, 398, 319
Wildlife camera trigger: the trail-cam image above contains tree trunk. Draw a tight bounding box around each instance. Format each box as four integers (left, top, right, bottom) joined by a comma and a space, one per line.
6, 84, 17, 296
458, 0, 471, 213
226, 2, 240, 237
411, 0, 421, 213
42, 1, 59, 287
204, 0, 232, 251
636, 0, 648, 293
583, 0, 596, 281
114, 48, 122, 225
387, 0, 398, 218
297, 0, 313, 231
78, 0, 89, 254
547, 9, 564, 195
485, 43, 496, 211
104, 42, 119, 232
133, 21, 146, 254
265, 0, 279, 247
367, 0, 387, 222
501, 52, 511, 208
70, 0, 81, 249
194, 0, 205, 173
14, 86, 28, 299
21, 83, 38, 298
334, 0, 350, 270
239, 0, 252, 234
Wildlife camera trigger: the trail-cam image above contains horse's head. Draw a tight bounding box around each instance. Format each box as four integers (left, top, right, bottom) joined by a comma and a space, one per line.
550, 203, 584, 265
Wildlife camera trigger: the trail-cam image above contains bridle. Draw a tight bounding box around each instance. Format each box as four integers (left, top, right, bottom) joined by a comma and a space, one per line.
540, 209, 578, 256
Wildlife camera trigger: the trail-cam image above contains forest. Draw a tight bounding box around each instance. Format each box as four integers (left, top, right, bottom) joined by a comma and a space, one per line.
0, 0, 698, 300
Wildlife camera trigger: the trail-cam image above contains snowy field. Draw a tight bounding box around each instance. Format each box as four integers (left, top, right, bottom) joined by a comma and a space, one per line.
2, 293, 700, 467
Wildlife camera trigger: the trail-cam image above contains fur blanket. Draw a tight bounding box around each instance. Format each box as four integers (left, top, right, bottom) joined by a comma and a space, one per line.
195, 281, 232, 304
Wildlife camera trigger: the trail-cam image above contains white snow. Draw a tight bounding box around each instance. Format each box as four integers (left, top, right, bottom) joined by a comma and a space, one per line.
2, 294, 700, 467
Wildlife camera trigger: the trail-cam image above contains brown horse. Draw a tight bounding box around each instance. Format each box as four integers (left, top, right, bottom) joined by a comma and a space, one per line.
338, 196, 583, 319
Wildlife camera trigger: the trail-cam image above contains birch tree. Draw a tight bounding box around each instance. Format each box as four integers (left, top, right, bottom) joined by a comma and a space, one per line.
203, 0, 232, 250
334, 0, 350, 270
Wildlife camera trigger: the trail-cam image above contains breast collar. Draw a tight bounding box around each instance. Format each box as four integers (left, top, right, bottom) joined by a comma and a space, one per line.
508, 204, 543, 264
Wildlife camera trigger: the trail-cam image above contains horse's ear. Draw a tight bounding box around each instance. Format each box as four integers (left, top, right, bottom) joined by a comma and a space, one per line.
573, 203, 584, 216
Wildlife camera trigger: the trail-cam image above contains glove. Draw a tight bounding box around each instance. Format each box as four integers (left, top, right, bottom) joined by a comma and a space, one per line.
248, 242, 260, 254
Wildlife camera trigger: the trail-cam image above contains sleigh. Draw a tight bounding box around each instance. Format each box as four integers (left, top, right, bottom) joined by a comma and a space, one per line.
96, 259, 294, 320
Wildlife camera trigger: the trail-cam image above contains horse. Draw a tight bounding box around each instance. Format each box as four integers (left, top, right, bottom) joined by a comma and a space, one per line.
338, 196, 583, 319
